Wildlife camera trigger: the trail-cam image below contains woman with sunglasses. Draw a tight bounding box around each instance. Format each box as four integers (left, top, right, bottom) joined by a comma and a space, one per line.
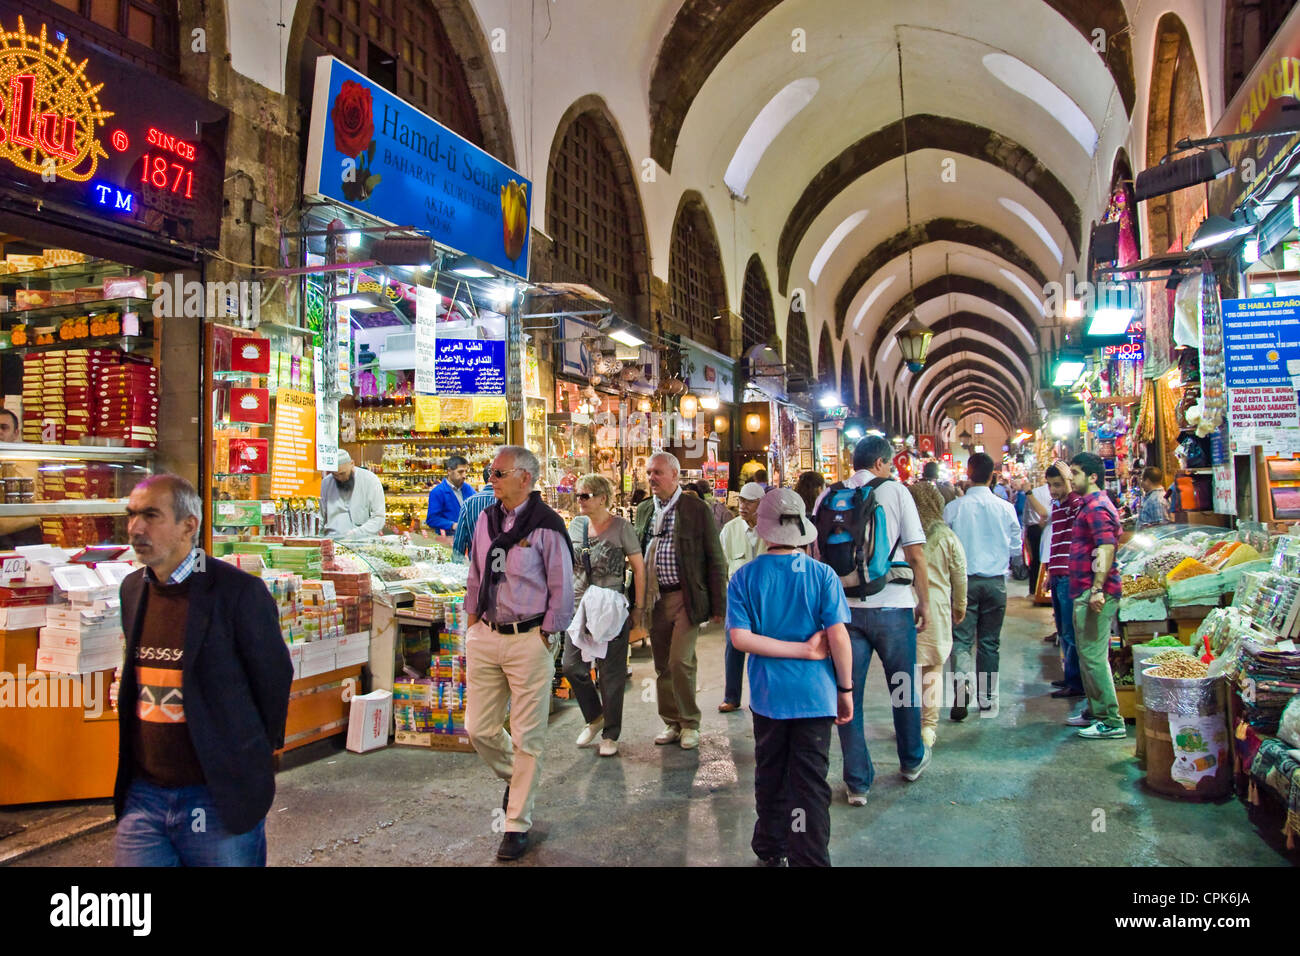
563, 474, 648, 756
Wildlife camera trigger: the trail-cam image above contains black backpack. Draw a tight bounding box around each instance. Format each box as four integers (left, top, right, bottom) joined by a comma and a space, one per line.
813, 477, 912, 599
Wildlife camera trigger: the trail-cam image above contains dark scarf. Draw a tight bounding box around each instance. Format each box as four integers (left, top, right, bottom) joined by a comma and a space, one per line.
473, 491, 575, 617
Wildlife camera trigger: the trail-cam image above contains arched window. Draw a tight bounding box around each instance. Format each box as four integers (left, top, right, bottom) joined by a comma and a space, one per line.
741, 255, 776, 354
548, 113, 645, 323
816, 325, 834, 384
45, 0, 179, 74
872, 379, 883, 421
858, 364, 869, 417
840, 348, 853, 404
1145, 14, 1206, 254
308, 0, 484, 147
669, 199, 728, 351
785, 306, 812, 389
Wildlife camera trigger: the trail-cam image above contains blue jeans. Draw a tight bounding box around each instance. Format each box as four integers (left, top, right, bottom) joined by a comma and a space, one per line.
835, 606, 924, 794
723, 632, 745, 705
1050, 575, 1083, 692
114, 779, 267, 867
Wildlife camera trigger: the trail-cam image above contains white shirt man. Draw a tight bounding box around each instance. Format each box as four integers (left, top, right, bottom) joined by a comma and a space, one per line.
719, 482, 768, 579
718, 481, 768, 712
812, 436, 932, 802
943, 454, 1022, 716
320, 450, 387, 538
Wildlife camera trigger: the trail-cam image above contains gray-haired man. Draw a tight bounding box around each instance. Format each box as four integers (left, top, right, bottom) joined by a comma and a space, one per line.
465, 446, 575, 861
634, 452, 727, 750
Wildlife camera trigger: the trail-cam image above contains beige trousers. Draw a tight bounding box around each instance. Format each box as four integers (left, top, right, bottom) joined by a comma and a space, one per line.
465, 625, 555, 833
920, 662, 943, 740
649, 589, 701, 731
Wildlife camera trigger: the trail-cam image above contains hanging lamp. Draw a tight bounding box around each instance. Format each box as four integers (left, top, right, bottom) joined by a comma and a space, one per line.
892, 38, 932, 374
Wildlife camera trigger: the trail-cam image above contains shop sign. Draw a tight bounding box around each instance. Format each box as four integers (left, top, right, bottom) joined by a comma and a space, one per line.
683, 341, 735, 399
270, 390, 320, 498
1102, 340, 1144, 361
0, 4, 228, 246
1227, 385, 1300, 453
414, 285, 437, 394
1221, 296, 1300, 388
304, 56, 531, 279
1213, 462, 1237, 516
435, 338, 505, 395
315, 395, 338, 471
1207, 4, 1300, 218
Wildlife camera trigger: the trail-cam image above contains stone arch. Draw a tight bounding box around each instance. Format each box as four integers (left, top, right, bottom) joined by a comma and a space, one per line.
869, 277, 1039, 361
785, 305, 813, 389
648, 0, 1136, 173
668, 191, 730, 352
816, 324, 834, 383
905, 313, 1036, 384
741, 253, 778, 353
546, 96, 652, 325
918, 359, 1025, 414
910, 339, 1034, 399
927, 390, 1018, 432
778, 115, 1081, 295
1144, 13, 1208, 255
287, 0, 515, 167
832, 220, 1049, 335
1224, 0, 1300, 102
924, 378, 1020, 426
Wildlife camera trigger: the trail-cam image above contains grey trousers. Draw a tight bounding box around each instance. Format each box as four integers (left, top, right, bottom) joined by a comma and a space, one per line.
950, 575, 1007, 708
561, 619, 630, 739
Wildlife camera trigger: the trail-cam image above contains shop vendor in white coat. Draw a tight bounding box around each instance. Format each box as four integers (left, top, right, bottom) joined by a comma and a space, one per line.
320, 449, 387, 538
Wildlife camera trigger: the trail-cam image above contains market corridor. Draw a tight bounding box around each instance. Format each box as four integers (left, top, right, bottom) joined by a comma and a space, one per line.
12, 596, 1294, 867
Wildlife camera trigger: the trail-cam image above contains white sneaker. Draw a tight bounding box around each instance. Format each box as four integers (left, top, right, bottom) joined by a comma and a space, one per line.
576, 717, 605, 747
1065, 713, 1092, 727
654, 725, 681, 745
679, 729, 701, 750
847, 792, 869, 806
598, 738, 619, 757
901, 746, 932, 782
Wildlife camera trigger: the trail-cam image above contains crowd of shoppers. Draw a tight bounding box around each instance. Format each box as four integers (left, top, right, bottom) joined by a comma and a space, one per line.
105, 436, 1133, 869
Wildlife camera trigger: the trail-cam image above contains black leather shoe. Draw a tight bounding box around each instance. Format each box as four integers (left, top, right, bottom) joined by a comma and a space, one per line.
497, 831, 530, 861
1051, 687, 1085, 698
1050, 680, 1067, 688
757, 854, 789, 867
950, 683, 971, 721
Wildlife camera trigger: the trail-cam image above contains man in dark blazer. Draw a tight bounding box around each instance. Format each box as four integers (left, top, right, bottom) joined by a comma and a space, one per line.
635, 452, 727, 750
114, 474, 292, 867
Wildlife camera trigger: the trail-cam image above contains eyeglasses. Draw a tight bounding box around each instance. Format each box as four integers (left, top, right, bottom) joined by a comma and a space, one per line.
490, 468, 522, 479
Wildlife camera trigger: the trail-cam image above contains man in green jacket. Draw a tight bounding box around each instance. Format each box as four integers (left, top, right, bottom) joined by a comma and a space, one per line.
635, 452, 727, 750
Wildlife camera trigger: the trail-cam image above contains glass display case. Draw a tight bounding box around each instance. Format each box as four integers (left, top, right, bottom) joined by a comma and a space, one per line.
331, 535, 469, 595
0, 441, 153, 546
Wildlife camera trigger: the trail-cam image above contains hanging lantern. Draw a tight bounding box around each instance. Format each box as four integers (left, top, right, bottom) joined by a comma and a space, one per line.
637, 397, 652, 413
896, 315, 934, 373
679, 393, 699, 419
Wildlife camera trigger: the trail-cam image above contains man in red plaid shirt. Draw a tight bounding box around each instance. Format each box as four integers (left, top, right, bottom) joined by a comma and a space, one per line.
1064, 452, 1125, 739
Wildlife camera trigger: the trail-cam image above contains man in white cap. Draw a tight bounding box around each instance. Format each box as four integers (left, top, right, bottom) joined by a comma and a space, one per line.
319, 449, 387, 538
718, 482, 769, 712
727, 487, 853, 867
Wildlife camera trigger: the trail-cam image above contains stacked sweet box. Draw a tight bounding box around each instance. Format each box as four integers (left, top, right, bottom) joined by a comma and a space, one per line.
95, 359, 158, 447
64, 348, 121, 442
20, 355, 43, 442
37, 352, 66, 443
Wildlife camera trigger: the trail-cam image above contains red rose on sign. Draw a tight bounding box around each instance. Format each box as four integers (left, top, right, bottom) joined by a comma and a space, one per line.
331, 81, 374, 158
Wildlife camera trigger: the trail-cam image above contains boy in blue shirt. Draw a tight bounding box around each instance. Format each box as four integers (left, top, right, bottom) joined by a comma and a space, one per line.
727, 488, 853, 867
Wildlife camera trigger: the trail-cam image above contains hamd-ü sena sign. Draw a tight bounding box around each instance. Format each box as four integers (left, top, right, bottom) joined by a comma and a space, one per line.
303, 56, 531, 280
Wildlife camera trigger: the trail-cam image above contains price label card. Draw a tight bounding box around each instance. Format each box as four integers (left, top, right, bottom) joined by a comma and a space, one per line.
217, 503, 236, 516
261, 501, 277, 515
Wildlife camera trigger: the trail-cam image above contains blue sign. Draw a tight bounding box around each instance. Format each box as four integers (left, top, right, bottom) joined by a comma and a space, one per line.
1221, 296, 1300, 388
304, 57, 532, 279
435, 338, 505, 395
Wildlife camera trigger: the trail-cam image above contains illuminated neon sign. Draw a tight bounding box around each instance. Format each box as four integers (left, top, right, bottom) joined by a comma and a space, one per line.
0, 6, 228, 247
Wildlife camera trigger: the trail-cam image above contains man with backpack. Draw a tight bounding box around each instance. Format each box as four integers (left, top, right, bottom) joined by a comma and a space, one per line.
812, 435, 932, 805
943, 453, 1022, 720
